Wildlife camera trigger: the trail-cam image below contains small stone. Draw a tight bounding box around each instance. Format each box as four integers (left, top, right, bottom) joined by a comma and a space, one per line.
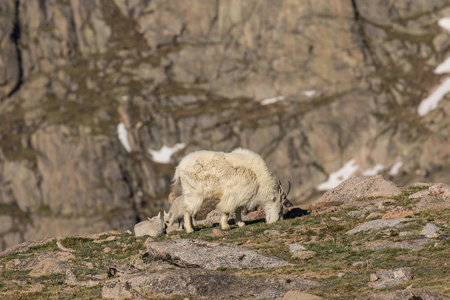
86, 262, 94, 269
421, 223, 440, 238
170, 234, 182, 239
125, 230, 132, 234
292, 251, 316, 260
103, 247, 112, 253
370, 273, 379, 282
338, 272, 346, 278
346, 218, 414, 235
65, 269, 77, 283
105, 236, 116, 241
289, 244, 307, 253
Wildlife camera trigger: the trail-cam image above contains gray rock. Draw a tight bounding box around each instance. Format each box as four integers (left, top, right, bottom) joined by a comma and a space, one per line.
369, 239, 432, 251
316, 176, 402, 204
102, 268, 319, 299
421, 223, 441, 238
411, 183, 450, 211
147, 239, 292, 270
289, 244, 307, 253
369, 267, 412, 289
346, 218, 414, 235
28, 258, 70, 277
5, 251, 74, 271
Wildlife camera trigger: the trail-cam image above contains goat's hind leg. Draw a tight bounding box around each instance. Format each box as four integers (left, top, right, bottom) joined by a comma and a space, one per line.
235, 207, 245, 228
220, 213, 231, 230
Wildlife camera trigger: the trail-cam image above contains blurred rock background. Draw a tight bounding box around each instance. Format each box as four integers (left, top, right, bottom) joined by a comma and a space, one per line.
0, 0, 449, 250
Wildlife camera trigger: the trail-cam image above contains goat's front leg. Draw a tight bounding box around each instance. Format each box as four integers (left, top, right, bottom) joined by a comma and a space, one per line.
184, 212, 194, 233
235, 207, 245, 228
220, 213, 231, 230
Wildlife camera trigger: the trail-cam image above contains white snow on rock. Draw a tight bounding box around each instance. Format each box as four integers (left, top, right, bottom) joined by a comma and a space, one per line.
362, 163, 385, 176
302, 90, 317, 97
317, 159, 359, 191
434, 57, 450, 74
260, 95, 284, 105
117, 122, 131, 152
149, 143, 186, 164
417, 18, 450, 115
438, 17, 450, 33
389, 161, 403, 176
418, 77, 450, 116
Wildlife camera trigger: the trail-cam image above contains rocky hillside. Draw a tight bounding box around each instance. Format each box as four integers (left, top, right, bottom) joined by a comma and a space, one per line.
0, 177, 449, 299
1, 0, 450, 250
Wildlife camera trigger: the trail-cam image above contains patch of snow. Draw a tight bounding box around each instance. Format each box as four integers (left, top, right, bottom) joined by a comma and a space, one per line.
434, 57, 450, 74
418, 77, 450, 116
389, 162, 403, 176
260, 95, 284, 105
438, 17, 450, 33
149, 143, 186, 164
117, 122, 131, 152
302, 90, 316, 97
362, 163, 385, 176
317, 159, 359, 191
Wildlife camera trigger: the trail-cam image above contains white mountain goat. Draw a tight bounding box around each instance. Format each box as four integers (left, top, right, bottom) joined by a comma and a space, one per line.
134, 212, 165, 237
164, 195, 185, 228
173, 148, 291, 233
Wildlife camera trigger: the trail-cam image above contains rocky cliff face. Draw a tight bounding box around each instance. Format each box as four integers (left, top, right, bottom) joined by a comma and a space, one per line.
1, 0, 449, 250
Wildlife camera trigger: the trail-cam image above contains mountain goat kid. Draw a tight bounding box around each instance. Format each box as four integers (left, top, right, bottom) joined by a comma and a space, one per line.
173, 148, 290, 233
164, 195, 185, 228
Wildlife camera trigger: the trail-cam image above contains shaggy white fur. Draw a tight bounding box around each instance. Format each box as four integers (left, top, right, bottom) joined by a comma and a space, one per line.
173, 148, 285, 233
164, 196, 185, 228
134, 212, 165, 237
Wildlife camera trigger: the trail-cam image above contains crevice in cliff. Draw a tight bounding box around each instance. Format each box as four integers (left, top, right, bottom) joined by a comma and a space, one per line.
350, 0, 369, 64
7, 0, 23, 98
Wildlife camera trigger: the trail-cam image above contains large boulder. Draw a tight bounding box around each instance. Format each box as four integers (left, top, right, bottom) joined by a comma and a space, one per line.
102, 268, 319, 299
147, 239, 292, 270
316, 176, 402, 204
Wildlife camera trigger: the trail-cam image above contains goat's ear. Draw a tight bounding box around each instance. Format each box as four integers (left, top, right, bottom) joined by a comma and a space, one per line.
157, 212, 161, 219
164, 210, 168, 217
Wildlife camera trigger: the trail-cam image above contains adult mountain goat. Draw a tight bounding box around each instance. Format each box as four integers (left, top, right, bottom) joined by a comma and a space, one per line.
173, 148, 290, 233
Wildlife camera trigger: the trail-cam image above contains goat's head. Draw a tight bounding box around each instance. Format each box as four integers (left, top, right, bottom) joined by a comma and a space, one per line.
278, 180, 292, 217
266, 180, 292, 223
163, 210, 172, 225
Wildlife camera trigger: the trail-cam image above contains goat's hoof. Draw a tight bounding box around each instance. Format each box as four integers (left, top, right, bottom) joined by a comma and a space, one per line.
237, 221, 246, 228
185, 228, 194, 233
